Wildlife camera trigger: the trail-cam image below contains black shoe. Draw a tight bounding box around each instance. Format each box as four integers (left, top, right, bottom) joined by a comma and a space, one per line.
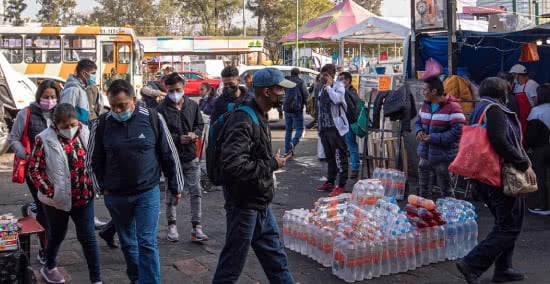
456, 260, 480, 284
492, 268, 525, 283
99, 230, 119, 249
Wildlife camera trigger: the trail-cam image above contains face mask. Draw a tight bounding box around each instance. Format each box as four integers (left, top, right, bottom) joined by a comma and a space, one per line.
225, 86, 238, 97
59, 126, 79, 139
87, 74, 96, 85
111, 109, 132, 122
40, 98, 57, 110
167, 91, 184, 102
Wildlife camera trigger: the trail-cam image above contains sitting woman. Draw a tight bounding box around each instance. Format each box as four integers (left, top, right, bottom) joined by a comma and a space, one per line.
28, 103, 101, 284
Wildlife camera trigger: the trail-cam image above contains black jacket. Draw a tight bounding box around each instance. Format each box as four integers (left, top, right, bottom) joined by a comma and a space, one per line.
210, 86, 251, 123
156, 96, 204, 162
284, 75, 309, 113
220, 100, 278, 210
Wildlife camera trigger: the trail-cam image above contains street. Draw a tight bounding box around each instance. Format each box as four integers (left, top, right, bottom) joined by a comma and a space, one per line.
0, 129, 549, 284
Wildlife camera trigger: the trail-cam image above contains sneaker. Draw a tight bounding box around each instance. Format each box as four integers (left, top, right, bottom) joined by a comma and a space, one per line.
528, 208, 550, 215
191, 225, 208, 242
329, 186, 345, 197
94, 217, 107, 230
40, 266, 65, 283
492, 268, 525, 283
99, 229, 119, 249
316, 182, 334, 192
37, 248, 46, 265
166, 224, 179, 242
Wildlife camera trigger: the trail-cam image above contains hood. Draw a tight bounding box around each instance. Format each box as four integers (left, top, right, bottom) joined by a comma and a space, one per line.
221, 86, 249, 101
65, 74, 86, 90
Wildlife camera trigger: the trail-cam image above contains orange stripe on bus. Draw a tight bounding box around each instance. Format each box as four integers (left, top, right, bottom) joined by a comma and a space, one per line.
118, 65, 129, 74
59, 63, 77, 80
103, 63, 115, 74
41, 27, 61, 34
25, 64, 46, 75
75, 26, 100, 35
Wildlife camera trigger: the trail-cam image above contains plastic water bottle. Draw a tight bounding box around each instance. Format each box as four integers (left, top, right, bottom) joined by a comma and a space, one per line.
428, 226, 438, 264
380, 238, 391, 276
388, 230, 398, 274
396, 232, 408, 272
395, 171, 406, 200
414, 229, 423, 267
470, 217, 478, 250
455, 218, 465, 258
445, 221, 457, 260
344, 240, 356, 283
406, 230, 417, 270
437, 225, 446, 262
373, 179, 385, 200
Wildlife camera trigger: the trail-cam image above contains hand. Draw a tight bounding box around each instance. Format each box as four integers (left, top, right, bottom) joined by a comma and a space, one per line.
416, 131, 426, 142
274, 152, 288, 169
180, 135, 192, 145
325, 76, 333, 87
159, 92, 167, 97
525, 167, 537, 185
422, 135, 431, 143
171, 193, 182, 206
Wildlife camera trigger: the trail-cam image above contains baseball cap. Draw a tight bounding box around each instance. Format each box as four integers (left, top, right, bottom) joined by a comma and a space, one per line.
162, 64, 173, 71
252, 68, 296, 88
509, 64, 528, 74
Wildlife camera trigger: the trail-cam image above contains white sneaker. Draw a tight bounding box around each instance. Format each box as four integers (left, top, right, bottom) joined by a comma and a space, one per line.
166, 224, 179, 242
94, 217, 107, 229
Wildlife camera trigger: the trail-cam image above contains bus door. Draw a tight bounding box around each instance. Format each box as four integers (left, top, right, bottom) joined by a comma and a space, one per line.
115, 42, 131, 82
100, 42, 114, 91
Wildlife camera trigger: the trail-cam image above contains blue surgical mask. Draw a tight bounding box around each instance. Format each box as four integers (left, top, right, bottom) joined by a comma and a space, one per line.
167, 91, 184, 102
87, 74, 96, 85
111, 108, 132, 122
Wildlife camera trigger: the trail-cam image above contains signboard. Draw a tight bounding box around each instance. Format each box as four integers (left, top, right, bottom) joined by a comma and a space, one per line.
414, 0, 447, 31
378, 76, 391, 91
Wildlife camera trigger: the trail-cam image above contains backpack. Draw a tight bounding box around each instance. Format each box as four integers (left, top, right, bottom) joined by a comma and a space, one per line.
206, 104, 259, 186
342, 88, 359, 124
283, 81, 303, 113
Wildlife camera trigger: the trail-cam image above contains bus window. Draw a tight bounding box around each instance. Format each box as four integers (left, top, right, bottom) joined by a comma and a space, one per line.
24, 35, 61, 63
118, 44, 130, 64
102, 43, 113, 63
63, 35, 96, 62
0, 35, 23, 63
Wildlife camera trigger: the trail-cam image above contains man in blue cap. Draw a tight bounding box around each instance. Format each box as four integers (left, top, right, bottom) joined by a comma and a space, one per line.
212, 68, 296, 284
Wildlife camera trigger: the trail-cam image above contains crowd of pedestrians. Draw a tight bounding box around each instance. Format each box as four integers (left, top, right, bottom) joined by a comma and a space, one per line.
7, 58, 549, 284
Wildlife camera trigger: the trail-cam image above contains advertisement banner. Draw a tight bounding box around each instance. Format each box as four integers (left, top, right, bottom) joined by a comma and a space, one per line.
414, 0, 447, 31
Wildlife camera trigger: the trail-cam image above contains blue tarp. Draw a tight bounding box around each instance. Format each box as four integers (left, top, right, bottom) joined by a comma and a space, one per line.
411, 24, 550, 84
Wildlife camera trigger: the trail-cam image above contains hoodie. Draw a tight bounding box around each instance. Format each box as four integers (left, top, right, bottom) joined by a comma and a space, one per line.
210, 86, 252, 122
60, 74, 90, 124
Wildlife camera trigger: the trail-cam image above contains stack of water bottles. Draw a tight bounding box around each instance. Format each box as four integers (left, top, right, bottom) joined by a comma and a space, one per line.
405, 195, 448, 266
372, 168, 407, 200
437, 197, 479, 260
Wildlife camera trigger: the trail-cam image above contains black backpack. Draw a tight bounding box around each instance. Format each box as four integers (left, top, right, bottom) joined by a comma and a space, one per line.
342, 88, 359, 124
206, 104, 259, 186
283, 81, 304, 113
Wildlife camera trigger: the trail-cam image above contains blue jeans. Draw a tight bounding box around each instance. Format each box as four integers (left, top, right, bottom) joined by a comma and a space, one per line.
462, 181, 524, 276
213, 203, 294, 284
284, 112, 304, 153
105, 187, 161, 284
44, 200, 101, 282
345, 131, 359, 171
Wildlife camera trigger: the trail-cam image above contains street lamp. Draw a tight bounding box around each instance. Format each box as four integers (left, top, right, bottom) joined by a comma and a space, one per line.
296, 0, 299, 66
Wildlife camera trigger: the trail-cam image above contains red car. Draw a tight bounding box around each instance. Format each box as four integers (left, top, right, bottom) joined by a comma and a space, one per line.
178, 71, 221, 96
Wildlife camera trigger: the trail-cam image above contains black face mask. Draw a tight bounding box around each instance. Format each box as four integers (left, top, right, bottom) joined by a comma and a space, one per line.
272, 98, 283, 109
225, 86, 238, 97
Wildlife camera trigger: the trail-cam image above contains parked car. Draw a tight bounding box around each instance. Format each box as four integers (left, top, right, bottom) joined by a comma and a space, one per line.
25, 74, 66, 90
179, 71, 221, 96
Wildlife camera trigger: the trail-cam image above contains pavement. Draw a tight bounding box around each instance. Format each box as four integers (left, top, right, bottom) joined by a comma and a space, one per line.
0, 129, 549, 284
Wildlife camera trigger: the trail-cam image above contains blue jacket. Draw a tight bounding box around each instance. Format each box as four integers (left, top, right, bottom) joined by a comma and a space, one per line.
414, 95, 466, 163
86, 104, 184, 195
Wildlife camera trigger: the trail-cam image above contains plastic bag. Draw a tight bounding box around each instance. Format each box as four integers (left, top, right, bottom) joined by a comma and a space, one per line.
519, 43, 539, 62
422, 58, 444, 79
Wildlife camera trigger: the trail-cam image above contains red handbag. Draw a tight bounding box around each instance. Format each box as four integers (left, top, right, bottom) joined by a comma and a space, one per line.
12, 108, 31, 183
449, 104, 502, 187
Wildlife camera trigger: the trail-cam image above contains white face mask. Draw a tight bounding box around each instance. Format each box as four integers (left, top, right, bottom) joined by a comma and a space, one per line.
59, 126, 79, 139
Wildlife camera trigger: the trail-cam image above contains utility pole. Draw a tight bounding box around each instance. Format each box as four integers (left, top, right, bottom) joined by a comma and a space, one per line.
295, 0, 299, 66
410, 0, 417, 77
513, 0, 517, 14
447, 0, 457, 75
243, 0, 246, 36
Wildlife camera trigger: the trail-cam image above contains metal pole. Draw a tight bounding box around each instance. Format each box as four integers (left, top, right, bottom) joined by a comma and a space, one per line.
447, 0, 457, 75
535, 1, 540, 25
513, 0, 517, 13
410, 0, 417, 77
295, 0, 299, 66
243, 0, 246, 36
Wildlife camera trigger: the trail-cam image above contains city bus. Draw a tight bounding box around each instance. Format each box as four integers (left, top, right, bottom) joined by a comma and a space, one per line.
0, 25, 144, 92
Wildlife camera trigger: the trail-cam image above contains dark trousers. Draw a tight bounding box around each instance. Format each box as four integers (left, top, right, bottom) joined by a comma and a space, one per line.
462, 181, 524, 276
319, 129, 349, 187
44, 201, 101, 282
213, 201, 294, 284
531, 145, 550, 210
25, 176, 48, 247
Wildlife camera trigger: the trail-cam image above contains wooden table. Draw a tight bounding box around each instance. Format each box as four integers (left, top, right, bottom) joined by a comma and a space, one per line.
17, 216, 46, 259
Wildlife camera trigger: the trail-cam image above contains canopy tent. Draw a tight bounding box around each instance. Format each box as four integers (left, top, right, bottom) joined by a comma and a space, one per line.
331, 16, 410, 44
279, 0, 373, 43
413, 23, 550, 84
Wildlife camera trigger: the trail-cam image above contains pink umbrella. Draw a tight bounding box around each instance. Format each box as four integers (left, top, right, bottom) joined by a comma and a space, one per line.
279, 0, 374, 43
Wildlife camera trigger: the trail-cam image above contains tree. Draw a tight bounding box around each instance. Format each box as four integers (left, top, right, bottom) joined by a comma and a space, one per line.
89, 0, 164, 36
35, 0, 77, 25
356, 0, 383, 15
5, 0, 27, 26
180, 0, 242, 35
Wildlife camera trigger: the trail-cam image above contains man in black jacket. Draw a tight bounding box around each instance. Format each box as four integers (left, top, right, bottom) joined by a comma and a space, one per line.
87, 79, 184, 283
212, 68, 296, 284
283, 67, 309, 154
210, 66, 252, 122
156, 73, 208, 242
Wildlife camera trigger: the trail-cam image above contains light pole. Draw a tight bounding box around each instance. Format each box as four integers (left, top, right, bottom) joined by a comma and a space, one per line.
295, 0, 299, 66
243, 0, 246, 36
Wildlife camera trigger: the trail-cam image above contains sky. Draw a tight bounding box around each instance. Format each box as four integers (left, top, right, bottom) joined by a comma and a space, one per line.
23, 0, 419, 19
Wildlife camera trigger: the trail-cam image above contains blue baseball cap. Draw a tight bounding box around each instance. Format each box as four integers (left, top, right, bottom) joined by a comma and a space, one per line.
252, 67, 296, 89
